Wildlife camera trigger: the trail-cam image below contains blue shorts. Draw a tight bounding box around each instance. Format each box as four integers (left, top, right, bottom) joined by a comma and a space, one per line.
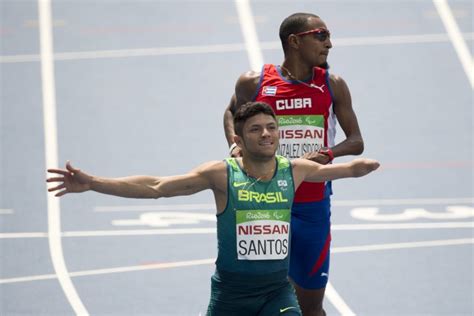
289, 197, 331, 289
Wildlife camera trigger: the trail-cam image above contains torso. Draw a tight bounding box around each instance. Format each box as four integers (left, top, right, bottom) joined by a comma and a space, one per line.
215, 155, 295, 274
254, 64, 336, 202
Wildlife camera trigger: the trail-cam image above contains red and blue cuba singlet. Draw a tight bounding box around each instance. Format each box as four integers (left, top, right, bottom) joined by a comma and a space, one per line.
254, 64, 336, 202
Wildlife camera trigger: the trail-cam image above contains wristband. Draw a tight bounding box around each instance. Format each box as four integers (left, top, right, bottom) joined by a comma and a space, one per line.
319, 148, 334, 162
229, 143, 238, 155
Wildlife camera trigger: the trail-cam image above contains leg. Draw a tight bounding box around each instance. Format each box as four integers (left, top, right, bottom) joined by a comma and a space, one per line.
290, 279, 326, 316
258, 282, 301, 316
289, 199, 332, 316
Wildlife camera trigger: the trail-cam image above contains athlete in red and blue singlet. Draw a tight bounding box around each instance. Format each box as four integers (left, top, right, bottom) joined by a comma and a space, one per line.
224, 13, 364, 316
254, 64, 335, 290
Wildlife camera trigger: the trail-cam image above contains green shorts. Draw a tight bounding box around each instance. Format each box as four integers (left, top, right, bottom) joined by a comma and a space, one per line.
206, 269, 301, 316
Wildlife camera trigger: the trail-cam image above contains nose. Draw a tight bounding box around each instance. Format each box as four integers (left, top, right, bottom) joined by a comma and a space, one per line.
262, 128, 271, 137
326, 38, 332, 49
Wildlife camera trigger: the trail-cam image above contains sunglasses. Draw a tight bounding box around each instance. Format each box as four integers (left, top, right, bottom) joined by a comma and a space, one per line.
294, 28, 331, 42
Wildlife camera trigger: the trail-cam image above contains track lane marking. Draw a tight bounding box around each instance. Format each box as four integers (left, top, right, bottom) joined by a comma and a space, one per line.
2, 238, 471, 285
2, 33, 473, 64
38, 0, 88, 314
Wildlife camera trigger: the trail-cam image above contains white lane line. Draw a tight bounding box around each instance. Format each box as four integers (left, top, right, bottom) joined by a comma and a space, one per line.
333, 222, 474, 230
332, 197, 473, 206
0, 258, 215, 284
69, 258, 215, 278
0, 232, 49, 239
433, 0, 474, 88
38, 0, 88, 315
94, 203, 216, 212
2, 238, 471, 285
62, 228, 217, 237
234, 0, 263, 70
92, 197, 474, 212
1, 33, 473, 64
325, 281, 356, 316
333, 238, 474, 254
0, 209, 14, 215
1, 222, 472, 239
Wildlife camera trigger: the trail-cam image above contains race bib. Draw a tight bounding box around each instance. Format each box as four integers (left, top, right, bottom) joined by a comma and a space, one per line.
236, 209, 290, 260
277, 115, 325, 158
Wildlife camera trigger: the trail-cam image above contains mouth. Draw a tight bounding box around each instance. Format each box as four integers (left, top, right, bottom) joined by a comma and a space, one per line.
259, 140, 274, 147
321, 51, 329, 56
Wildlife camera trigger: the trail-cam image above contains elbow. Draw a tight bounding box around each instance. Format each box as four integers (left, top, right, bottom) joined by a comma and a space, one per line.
150, 183, 164, 199
353, 139, 364, 155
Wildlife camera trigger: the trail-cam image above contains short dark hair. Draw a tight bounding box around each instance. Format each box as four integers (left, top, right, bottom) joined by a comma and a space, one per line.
233, 102, 276, 137
279, 13, 319, 54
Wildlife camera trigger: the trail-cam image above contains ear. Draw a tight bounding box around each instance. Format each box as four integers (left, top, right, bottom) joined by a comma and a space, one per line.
234, 134, 243, 147
287, 34, 300, 50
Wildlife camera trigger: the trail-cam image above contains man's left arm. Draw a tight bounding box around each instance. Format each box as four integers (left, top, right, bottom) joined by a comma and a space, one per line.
292, 158, 379, 187
329, 74, 364, 157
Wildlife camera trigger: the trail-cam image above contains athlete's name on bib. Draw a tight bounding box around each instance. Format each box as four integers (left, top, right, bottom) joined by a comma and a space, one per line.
238, 238, 289, 257
238, 190, 288, 203
276, 98, 312, 110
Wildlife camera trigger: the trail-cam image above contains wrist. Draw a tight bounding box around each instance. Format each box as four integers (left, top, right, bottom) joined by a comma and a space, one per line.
229, 143, 238, 155
319, 148, 334, 162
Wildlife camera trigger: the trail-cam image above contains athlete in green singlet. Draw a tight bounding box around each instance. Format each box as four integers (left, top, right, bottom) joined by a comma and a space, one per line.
46, 102, 379, 315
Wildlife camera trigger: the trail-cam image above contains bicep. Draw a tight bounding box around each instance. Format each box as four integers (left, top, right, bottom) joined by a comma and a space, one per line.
155, 162, 222, 198
331, 75, 362, 137
156, 172, 211, 198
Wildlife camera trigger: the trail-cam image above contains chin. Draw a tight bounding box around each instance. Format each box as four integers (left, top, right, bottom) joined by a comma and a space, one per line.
319, 61, 329, 69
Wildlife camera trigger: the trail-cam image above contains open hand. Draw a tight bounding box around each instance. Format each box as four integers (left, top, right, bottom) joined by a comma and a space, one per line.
46, 161, 92, 197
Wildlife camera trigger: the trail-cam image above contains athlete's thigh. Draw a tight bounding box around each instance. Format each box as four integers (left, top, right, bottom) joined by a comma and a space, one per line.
289, 213, 331, 289
258, 283, 301, 316
207, 277, 261, 315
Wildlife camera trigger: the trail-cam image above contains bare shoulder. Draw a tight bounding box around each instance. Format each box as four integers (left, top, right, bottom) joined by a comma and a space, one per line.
194, 160, 227, 175
235, 70, 262, 105
238, 70, 261, 83
328, 73, 348, 92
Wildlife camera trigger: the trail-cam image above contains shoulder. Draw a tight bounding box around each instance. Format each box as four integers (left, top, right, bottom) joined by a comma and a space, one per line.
236, 70, 261, 90
327, 73, 350, 100
193, 160, 227, 178
328, 73, 347, 88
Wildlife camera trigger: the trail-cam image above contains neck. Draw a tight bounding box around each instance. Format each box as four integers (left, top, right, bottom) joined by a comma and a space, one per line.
281, 58, 313, 81
240, 155, 276, 181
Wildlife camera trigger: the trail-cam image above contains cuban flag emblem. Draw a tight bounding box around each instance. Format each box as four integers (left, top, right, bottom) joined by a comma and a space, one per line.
262, 86, 277, 96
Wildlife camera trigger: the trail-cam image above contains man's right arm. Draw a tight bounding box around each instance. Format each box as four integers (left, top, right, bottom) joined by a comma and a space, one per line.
47, 160, 226, 199
223, 71, 261, 156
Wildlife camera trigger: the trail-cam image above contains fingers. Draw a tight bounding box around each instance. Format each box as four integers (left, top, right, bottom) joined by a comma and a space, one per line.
46, 176, 65, 183
47, 168, 70, 176
48, 183, 66, 192
55, 189, 68, 197
66, 161, 80, 174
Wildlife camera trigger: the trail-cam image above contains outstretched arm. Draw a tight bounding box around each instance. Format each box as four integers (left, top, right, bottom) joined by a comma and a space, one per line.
47, 161, 224, 199
292, 158, 379, 187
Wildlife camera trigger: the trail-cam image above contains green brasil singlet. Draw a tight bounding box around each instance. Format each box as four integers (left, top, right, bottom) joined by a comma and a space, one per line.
216, 155, 295, 274
206, 156, 300, 315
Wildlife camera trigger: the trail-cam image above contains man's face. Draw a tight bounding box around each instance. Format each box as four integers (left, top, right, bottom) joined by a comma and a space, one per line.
237, 113, 279, 159
296, 17, 332, 67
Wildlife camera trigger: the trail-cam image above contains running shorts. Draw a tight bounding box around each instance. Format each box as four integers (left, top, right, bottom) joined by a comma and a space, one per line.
289, 197, 331, 289
206, 269, 301, 315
